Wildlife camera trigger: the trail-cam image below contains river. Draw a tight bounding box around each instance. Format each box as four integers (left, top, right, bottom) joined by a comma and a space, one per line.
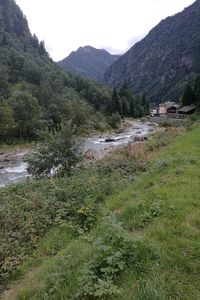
0, 121, 158, 187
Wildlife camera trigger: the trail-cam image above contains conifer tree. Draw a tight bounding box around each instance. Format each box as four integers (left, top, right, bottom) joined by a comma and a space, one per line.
194, 75, 200, 104
111, 88, 123, 116
142, 93, 150, 115
182, 84, 194, 106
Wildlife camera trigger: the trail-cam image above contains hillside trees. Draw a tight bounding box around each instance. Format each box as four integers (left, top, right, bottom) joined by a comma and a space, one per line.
0, 99, 14, 140
9, 91, 42, 139
182, 84, 194, 105
47, 104, 62, 131
108, 112, 122, 129
142, 93, 150, 115
0, 0, 112, 143
109, 84, 149, 119
0, 64, 9, 97
110, 88, 123, 115
194, 75, 200, 103
181, 75, 200, 106
0, 0, 153, 144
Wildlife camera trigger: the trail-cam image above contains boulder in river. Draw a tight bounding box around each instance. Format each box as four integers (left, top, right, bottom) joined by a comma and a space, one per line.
104, 138, 116, 143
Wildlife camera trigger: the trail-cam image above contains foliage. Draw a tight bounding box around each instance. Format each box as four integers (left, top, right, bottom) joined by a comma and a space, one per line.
0, 149, 141, 288
9, 91, 42, 139
108, 112, 121, 129
0, 64, 10, 97
194, 75, 200, 103
0, 99, 14, 139
47, 104, 62, 131
26, 124, 82, 178
110, 88, 123, 116
77, 212, 153, 299
2, 126, 200, 299
108, 84, 149, 122
0, 0, 114, 143
180, 73, 200, 108
181, 84, 195, 106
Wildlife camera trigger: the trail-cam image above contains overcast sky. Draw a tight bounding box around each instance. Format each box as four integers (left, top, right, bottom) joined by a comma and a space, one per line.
15, 0, 195, 61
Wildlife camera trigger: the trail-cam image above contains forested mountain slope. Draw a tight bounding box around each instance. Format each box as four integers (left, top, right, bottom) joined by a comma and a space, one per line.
58, 46, 120, 82
0, 0, 112, 141
105, 0, 200, 104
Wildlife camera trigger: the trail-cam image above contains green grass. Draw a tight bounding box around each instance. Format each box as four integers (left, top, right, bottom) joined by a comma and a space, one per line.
0, 149, 143, 290
1, 126, 200, 299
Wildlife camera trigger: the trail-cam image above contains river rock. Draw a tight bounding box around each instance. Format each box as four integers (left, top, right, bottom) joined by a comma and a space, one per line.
115, 129, 123, 134
148, 122, 158, 126
85, 149, 99, 160
4, 159, 10, 162
134, 136, 148, 142
104, 138, 116, 143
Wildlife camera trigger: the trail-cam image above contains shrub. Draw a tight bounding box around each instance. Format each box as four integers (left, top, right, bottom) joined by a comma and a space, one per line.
26, 123, 82, 178
77, 212, 154, 299
108, 112, 121, 129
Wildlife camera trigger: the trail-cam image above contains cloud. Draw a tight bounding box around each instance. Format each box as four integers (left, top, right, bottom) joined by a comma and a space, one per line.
15, 0, 195, 61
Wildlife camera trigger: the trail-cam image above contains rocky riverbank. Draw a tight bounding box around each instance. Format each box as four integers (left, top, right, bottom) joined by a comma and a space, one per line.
83, 120, 159, 160
0, 120, 159, 187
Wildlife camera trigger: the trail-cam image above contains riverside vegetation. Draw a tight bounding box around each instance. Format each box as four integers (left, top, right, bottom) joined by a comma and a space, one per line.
1, 121, 200, 299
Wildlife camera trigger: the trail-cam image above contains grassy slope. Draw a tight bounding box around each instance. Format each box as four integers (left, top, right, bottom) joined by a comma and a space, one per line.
108, 128, 200, 299
1, 126, 200, 299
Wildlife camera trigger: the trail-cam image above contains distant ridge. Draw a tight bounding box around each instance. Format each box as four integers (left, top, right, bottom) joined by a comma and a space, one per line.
58, 46, 120, 82
104, 0, 200, 103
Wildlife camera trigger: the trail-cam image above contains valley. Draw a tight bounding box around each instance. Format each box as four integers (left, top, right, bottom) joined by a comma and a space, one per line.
0, 0, 200, 299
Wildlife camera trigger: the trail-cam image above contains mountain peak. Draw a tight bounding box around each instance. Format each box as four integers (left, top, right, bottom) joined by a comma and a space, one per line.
58, 46, 120, 82
77, 45, 94, 52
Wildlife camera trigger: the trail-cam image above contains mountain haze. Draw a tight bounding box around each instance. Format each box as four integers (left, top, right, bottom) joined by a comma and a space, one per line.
105, 0, 200, 103
58, 46, 120, 82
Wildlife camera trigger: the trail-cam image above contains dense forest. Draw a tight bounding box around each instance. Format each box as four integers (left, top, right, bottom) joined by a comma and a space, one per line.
0, 0, 149, 143
0, 0, 110, 140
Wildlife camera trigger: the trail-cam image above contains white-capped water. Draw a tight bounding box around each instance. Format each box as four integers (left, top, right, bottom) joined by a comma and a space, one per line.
83, 121, 153, 152
0, 159, 28, 187
5, 162, 27, 173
